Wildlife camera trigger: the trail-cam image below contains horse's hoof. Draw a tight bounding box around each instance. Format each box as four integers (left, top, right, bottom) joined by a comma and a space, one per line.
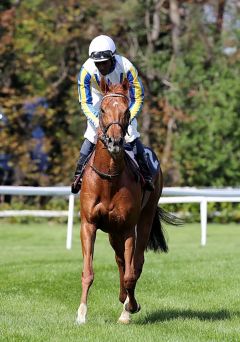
118, 310, 130, 324
76, 317, 86, 325
76, 304, 87, 325
118, 318, 130, 324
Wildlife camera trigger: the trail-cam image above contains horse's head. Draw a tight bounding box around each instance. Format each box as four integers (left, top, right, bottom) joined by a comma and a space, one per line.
99, 77, 130, 154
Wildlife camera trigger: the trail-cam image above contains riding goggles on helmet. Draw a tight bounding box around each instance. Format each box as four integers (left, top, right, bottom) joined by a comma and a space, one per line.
90, 50, 114, 62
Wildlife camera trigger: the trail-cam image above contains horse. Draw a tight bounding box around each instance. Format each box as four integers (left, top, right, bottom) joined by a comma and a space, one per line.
76, 77, 178, 324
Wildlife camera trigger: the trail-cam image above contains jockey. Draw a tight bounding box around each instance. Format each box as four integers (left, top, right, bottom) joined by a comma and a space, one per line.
71, 34, 154, 193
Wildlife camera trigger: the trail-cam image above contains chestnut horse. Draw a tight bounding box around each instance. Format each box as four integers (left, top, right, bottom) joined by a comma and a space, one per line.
76, 78, 176, 324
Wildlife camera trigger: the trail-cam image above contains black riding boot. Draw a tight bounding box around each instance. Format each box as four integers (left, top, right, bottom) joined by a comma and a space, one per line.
132, 138, 155, 191
137, 154, 155, 191
71, 139, 95, 194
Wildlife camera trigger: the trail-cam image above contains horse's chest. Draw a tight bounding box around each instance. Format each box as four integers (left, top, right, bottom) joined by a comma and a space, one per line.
102, 211, 125, 232
93, 200, 137, 232
101, 203, 127, 222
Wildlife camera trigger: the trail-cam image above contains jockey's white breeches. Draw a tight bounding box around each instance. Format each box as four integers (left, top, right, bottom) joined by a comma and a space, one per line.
84, 118, 140, 144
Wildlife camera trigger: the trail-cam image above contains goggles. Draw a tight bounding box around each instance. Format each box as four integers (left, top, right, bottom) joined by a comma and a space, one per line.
90, 50, 114, 61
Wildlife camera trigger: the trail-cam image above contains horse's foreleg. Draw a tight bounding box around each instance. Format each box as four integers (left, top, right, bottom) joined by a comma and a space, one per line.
123, 233, 140, 314
115, 254, 127, 303
118, 296, 130, 324
76, 222, 96, 325
108, 234, 127, 304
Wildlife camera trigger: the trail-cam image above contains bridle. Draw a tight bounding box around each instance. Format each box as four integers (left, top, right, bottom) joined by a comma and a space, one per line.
99, 93, 130, 146
91, 92, 130, 180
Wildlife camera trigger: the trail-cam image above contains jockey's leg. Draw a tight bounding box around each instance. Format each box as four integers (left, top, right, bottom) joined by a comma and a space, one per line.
131, 138, 154, 191
71, 139, 95, 194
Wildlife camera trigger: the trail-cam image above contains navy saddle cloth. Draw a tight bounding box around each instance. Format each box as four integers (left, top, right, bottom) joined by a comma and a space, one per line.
143, 146, 160, 177
124, 143, 160, 178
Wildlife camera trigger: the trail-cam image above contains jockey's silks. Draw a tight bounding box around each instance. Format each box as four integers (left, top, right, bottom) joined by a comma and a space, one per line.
78, 55, 144, 128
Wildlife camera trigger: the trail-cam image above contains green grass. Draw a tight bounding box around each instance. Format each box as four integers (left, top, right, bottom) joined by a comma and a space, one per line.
0, 220, 239, 342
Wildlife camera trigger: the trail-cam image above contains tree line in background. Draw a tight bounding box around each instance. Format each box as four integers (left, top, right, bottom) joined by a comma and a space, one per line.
0, 0, 240, 189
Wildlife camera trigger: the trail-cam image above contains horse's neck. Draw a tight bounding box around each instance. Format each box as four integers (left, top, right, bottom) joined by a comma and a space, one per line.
93, 140, 125, 175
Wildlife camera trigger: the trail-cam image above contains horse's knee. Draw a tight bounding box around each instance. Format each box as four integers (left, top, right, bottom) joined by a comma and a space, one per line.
124, 275, 137, 290
82, 272, 94, 287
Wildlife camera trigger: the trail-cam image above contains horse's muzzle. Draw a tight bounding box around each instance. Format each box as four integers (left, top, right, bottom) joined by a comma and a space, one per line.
107, 136, 124, 154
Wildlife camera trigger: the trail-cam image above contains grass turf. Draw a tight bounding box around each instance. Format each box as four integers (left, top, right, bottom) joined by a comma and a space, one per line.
0, 220, 239, 341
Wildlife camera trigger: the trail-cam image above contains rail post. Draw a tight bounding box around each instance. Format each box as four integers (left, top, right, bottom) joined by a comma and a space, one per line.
66, 194, 75, 249
200, 198, 207, 246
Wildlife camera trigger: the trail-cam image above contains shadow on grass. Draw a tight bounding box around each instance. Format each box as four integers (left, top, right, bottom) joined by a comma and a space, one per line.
136, 308, 238, 324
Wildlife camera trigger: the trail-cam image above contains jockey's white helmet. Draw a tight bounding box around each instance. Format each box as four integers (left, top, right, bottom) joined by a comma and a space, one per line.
89, 35, 116, 62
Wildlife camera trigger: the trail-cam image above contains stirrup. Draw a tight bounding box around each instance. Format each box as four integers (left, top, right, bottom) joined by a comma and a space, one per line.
71, 175, 82, 194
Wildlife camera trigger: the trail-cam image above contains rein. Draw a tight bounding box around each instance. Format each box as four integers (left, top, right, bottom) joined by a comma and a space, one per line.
91, 165, 120, 180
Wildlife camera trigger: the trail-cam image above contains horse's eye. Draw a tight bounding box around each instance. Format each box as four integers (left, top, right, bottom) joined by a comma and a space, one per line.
101, 108, 105, 114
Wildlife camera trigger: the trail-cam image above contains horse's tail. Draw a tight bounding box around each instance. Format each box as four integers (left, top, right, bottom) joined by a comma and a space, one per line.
146, 207, 183, 253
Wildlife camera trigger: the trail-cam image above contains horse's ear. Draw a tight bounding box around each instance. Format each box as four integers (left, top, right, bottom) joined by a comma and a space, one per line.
122, 78, 129, 92
100, 77, 110, 94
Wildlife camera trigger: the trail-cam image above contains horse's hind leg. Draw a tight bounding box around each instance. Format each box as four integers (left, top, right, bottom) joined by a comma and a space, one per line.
76, 221, 96, 324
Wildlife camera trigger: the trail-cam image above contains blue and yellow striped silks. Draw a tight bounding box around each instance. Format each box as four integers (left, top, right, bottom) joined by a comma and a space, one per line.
78, 67, 99, 127
127, 66, 144, 121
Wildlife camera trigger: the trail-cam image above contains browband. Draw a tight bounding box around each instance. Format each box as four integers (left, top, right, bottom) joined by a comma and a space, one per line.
101, 93, 129, 104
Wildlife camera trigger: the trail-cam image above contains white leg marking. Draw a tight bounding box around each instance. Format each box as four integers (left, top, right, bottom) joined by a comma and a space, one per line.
118, 296, 130, 324
76, 303, 87, 325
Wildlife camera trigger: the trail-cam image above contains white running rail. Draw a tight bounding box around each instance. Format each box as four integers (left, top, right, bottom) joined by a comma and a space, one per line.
1, 186, 240, 249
